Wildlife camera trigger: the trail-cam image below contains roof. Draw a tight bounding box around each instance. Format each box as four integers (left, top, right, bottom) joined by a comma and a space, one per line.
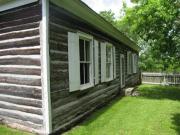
50, 0, 141, 52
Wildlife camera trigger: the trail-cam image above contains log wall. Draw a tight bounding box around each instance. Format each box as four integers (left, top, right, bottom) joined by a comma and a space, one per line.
49, 3, 140, 134
0, 2, 44, 134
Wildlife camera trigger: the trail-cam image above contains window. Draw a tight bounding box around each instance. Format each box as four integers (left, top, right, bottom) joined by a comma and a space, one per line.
78, 33, 94, 90
106, 44, 113, 80
68, 32, 95, 92
79, 38, 91, 85
101, 43, 115, 82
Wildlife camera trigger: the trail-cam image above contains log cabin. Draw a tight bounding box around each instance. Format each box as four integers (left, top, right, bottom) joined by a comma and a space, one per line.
0, 0, 141, 134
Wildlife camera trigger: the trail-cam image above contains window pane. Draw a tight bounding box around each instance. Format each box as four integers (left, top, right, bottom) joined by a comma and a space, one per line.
106, 63, 111, 78
80, 63, 84, 85
85, 63, 90, 84
79, 39, 85, 61
106, 45, 112, 63
85, 40, 90, 61
79, 39, 91, 85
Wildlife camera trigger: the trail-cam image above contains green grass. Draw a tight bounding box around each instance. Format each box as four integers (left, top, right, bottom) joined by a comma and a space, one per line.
64, 84, 180, 135
0, 125, 33, 135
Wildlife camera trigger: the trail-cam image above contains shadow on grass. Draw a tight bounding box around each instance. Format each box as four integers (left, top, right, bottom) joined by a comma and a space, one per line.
171, 113, 180, 134
138, 85, 180, 101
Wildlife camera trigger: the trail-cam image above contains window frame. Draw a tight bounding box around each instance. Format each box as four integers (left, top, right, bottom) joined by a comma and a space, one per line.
105, 43, 114, 82
78, 32, 94, 90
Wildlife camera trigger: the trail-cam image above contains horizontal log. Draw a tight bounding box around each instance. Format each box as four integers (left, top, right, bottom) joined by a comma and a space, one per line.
50, 31, 67, 41
0, 101, 42, 115
0, 15, 41, 29
0, 94, 42, 108
0, 65, 41, 75
50, 40, 68, 47
0, 4, 41, 24
50, 31, 67, 39
50, 80, 69, 93
50, 73, 68, 82
0, 108, 43, 124
0, 22, 39, 34
0, 115, 43, 132
0, 36, 40, 49
50, 82, 69, 93
0, 28, 39, 41
0, 83, 42, 99
49, 22, 70, 34
50, 43, 68, 53
50, 50, 68, 61
0, 74, 41, 86
0, 55, 40, 66
0, 46, 40, 56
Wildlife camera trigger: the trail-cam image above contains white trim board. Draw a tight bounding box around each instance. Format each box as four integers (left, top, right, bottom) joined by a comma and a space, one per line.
41, 0, 52, 134
0, 0, 38, 12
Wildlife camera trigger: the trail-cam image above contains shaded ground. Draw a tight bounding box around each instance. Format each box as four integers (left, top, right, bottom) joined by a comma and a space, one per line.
64, 85, 180, 135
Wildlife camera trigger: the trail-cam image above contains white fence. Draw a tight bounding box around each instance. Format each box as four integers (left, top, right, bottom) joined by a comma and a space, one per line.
141, 72, 180, 86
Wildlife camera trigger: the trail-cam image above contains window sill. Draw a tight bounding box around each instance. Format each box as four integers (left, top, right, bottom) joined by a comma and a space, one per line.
80, 83, 94, 90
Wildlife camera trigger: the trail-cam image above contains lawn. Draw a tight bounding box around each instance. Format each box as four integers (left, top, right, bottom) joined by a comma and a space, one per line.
64, 84, 180, 135
0, 84, 180, 135
0, 125, 33, 135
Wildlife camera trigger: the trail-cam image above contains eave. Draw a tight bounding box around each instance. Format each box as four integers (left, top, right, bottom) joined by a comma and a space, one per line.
50, 0, 141, 52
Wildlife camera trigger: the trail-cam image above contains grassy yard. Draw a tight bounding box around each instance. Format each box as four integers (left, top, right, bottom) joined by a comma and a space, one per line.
0, 125, 33, 135
0, 84, 180, 135
64, 84, 180, 135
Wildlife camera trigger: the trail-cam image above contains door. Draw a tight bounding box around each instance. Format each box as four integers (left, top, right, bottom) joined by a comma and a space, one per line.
120, 54, 125, 88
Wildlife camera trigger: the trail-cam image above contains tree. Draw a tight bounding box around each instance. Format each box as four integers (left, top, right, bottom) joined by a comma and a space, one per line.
117, 0, 180, 72
99, 10, 117, 26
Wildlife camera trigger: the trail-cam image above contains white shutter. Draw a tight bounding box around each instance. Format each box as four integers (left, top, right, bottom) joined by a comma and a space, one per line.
113, 46, 116, 78
134, 54, 138, 73
130, 53, 133, 74
132, 53, 136, 73
101, 42, 106, 82
127, 51, 130, 74
68, 32, 80, 92
94, 40, 99, 85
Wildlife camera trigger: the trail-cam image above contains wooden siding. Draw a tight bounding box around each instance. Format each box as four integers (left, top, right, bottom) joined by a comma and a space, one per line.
0, 2, 43, 134
49, 3, 140, 133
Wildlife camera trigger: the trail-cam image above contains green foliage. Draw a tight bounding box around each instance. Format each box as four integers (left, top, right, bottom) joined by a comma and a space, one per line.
0, 125, 33, 135
99, 10, 117, 27
100, 0, 180, 72
118, 0, 180, 72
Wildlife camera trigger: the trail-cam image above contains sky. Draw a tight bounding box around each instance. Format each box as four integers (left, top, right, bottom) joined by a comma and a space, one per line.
81, 0, 134, 19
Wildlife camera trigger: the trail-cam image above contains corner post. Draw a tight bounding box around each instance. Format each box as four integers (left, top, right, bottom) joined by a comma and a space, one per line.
41, 0, 52, 134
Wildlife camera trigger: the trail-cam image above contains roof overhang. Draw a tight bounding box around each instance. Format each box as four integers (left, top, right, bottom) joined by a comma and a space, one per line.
0, 0, 38, 12
50, 0, 141, 52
